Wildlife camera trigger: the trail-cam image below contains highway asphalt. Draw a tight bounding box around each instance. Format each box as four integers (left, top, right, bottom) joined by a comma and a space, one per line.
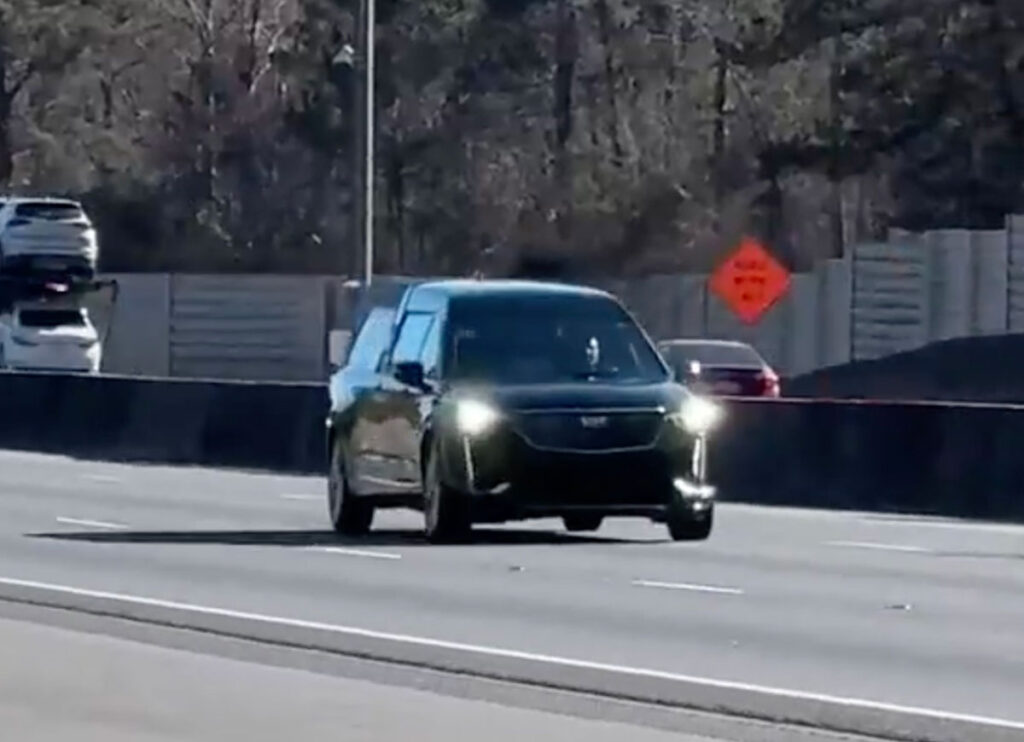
0, 614, 736, 742
0, 449, 1023, 740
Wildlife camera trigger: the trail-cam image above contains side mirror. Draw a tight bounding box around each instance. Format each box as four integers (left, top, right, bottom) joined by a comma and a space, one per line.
394, 360, 426, 389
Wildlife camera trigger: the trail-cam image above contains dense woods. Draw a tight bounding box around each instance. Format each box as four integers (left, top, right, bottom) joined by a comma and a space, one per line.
1, 0, 1023, 275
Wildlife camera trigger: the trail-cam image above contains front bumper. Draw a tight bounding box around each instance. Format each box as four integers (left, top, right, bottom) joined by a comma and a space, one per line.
0, 250, 97, 279
439, 417, 714, 521
4, 344, 101, 374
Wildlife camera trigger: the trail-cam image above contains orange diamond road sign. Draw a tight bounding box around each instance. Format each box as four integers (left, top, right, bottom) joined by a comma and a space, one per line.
709, 237, 791, 324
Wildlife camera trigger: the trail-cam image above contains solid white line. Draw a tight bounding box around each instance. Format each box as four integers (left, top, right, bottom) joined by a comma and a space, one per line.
632, 579, 743, 596
280, 494, 321, 501
0, 575, 1020, 733
307, 546, 402, 561
869, 518, 1024, 534
827, 540, 930, 554
80, 474, 122, 484
55, 517, 128, 531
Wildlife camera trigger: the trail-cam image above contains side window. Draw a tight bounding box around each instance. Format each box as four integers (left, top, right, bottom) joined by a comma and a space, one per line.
420, 316, 442, 378
346, 309, 394, 370
391, 313, 434, 366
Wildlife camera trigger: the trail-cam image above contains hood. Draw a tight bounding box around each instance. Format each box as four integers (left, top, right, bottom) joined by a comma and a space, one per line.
451, 381, 688, 413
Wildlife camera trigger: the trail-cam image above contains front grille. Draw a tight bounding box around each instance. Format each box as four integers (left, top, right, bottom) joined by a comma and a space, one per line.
513, 410, 663, 452
510, 447, 674, 506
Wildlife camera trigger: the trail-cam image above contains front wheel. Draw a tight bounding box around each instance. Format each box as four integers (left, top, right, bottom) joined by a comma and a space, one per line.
423, 441, 471, 543
328, 440, 374, 535
666, 504, 713, 542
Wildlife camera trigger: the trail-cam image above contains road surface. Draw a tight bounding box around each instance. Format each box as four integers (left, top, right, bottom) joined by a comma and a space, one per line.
0, 449, 1022, 740
0, 613, 745, 742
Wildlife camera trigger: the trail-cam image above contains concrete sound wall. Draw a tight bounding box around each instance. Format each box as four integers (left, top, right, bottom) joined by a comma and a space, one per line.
84, 216, 1024, 388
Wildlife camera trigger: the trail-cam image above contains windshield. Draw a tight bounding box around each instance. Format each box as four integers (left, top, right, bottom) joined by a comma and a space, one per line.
14, 202, 85, 220
18, 309, 87, 328
446, 295, 668, 384
660, 341, 764, 369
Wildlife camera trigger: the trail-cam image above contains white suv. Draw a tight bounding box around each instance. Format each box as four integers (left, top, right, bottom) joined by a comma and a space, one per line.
0, 306, 101, 373
0, 198, 99, 279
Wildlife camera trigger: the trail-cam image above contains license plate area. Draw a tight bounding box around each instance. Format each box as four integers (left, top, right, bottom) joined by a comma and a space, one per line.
34, 258, 69, 270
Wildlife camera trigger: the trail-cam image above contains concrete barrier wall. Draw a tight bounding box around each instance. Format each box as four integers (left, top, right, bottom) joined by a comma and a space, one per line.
971, 230, 1009, 335
95, 270, 857, 381
2, 371, 1024, 523
86, 213, 1024, 384
169, 275, 328, 381
85, 273, 171, 376
850, 240, 929, 361
1009, 216, 1024, 332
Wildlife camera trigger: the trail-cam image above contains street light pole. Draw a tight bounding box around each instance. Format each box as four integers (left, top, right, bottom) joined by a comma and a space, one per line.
363, 0, 375, 287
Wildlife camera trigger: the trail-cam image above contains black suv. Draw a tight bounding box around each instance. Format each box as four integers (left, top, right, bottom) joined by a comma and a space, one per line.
326, 280, 720, 543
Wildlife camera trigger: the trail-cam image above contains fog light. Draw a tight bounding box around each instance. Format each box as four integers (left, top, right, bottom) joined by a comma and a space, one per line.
673, 478, 716, 500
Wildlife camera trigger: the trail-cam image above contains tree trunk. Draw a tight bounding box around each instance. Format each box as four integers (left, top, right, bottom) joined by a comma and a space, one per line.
711, 43, 728, 231
0, 95, 11, 187
594, 0, 624, 166
0, 34, 12, 187
386, 141, 405, 272
828, 36, 845, 258
552, 0, 577, 245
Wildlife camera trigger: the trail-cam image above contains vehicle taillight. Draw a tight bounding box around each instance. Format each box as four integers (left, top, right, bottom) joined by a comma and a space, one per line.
760, 368, 781, 397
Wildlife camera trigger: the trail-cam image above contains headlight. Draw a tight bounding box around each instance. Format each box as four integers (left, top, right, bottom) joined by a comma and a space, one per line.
456, 399, 500, 435
675, 396, 722, 434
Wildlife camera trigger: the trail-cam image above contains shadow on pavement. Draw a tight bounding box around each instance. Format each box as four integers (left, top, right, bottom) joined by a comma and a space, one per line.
28, 528, 649, 547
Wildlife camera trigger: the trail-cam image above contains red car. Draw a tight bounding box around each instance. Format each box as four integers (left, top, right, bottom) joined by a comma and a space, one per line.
658, 339, 781, 398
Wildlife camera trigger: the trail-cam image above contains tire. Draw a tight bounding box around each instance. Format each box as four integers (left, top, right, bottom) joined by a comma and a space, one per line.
563, 514, 603, 533
328, 439, 374, 535
423, 440, 471, 543
666, 504, 713, 542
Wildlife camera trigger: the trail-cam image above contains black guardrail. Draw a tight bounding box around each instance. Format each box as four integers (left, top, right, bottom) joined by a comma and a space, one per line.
0, 372, 326, 474
711, 397, 1024, 521
1, 371, 1022, 522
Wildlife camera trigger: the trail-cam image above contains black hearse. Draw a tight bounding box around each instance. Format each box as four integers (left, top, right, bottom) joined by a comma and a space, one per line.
326, 280, 721, 543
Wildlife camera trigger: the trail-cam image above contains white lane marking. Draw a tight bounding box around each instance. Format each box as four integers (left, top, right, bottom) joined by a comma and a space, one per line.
868, 518, 1024, 534
55, 517, 128, 531
280, 494, 321, 501
827, 540, 930, 554
632, 579, 743, 596
80, 474, 122, 484
0, 576, 1021, 734
307, 546, 402, 561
